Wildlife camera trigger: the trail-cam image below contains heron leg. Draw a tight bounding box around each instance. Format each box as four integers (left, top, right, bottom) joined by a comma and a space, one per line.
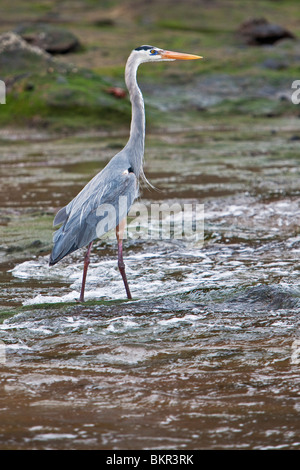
116, 219, 132, 300
78, 241, 93, 302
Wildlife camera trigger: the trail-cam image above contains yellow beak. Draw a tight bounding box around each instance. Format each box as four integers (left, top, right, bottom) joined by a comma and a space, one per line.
160, 50, 203, 60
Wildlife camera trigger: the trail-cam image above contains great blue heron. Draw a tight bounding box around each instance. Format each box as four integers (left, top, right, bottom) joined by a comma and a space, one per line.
49, 45, 202, 301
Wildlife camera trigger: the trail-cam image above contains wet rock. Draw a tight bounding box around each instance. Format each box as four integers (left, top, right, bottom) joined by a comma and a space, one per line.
15, 23, 80, 54
228, 285, 299, 310
237, 18, 295, 45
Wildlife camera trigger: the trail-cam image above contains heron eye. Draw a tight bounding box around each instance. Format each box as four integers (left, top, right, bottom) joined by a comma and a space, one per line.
150, 49, 157, 55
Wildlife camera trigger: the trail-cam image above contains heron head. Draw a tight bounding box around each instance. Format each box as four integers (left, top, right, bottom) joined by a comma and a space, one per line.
133, 45, 202, 63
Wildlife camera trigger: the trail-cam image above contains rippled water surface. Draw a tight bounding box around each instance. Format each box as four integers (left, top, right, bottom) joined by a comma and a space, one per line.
0, 121, 299, 449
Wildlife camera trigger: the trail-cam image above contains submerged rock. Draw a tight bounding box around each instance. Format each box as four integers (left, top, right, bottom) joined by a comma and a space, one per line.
228, 285, 299, 310
15, 23, 80, 54
237, 18, 295, 45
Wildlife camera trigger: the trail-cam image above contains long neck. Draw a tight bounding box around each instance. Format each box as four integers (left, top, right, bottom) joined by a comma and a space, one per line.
124, 54, 145, 178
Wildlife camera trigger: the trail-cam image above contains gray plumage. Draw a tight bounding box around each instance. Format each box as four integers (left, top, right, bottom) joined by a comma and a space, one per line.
50, 153, 137, 265
49, 45, 201, 300
49, 47, 147, 266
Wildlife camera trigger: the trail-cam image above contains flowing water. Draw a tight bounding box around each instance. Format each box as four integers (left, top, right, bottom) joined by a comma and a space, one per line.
0, 119, 299, 450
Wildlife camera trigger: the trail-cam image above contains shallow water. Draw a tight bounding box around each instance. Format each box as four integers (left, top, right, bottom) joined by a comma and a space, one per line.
0, 121, 299, 449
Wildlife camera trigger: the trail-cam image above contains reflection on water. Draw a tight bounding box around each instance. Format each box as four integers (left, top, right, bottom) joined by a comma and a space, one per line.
0, 125, 300, 449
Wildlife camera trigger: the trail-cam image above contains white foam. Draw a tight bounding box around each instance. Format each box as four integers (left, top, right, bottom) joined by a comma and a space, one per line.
23, 291, 80, 305
10, 257, 80, 281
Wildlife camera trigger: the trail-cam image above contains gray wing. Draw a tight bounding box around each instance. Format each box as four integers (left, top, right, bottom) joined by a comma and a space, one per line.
50, 168, 137, 265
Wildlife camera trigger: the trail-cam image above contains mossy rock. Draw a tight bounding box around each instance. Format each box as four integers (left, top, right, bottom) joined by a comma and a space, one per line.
237, 17, 295, 45
15, 23, 80, 54
0, 32, 131, 131
0, 31, 53, 78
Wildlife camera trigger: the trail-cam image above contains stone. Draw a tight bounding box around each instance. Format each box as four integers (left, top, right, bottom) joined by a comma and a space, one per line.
0, 31, 51, 78
237, 18, 295, 45
15, 23, 80, 54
